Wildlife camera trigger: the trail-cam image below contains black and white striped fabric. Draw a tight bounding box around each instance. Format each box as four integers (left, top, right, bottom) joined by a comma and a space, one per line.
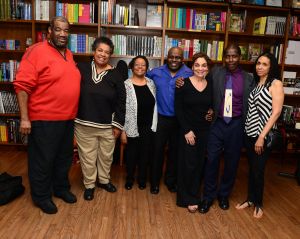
245, 84, 273, 137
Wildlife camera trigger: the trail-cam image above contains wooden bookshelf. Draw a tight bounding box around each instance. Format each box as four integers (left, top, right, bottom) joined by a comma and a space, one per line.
1, 0, 300, 148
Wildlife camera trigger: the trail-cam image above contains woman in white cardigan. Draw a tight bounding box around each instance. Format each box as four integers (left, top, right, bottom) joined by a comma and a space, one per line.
121, 56, 157, 190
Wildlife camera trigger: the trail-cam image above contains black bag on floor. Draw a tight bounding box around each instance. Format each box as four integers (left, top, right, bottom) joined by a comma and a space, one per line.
0, 172, 25, 205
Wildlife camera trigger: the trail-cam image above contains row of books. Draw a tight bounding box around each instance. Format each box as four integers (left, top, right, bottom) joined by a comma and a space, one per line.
164, 36, 224, 61
285, 40, 300, 65
0, 91, 19, 114
253, 16, 286, 35
290, 16, 300, 37
56, 2, 98, 24
0, 0, 32, 20
0, 119, 27, 144
238, 42, 283, 63
167, 8, 226, 31
0, 39, 20, 50
111, 35, 162, 57
35, 0, 49, 21
68, 34, 96, 54
280, 105, 300, 130
0, 60, 19, 82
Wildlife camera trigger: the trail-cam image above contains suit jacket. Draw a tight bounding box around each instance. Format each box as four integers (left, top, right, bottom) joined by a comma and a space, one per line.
210, 66, 255, 124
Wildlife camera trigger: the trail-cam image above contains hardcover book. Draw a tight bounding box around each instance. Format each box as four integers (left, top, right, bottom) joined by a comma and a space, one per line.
248, 43, 261, 61
146, 5, 163, 27
229, 13, 242, 32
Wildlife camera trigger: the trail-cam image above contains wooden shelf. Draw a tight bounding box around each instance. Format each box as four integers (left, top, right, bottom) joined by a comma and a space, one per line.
228, 32, 285, 39
288, 36, 300, 41
230, 3, 289, 12
0, 50, 25, 53
101, 24, 163, 31
0, 142, 26, 146
284, 64, 300, 68
111, 55, 161, 60
166, 28, 225, 34
167, 0, 228, 8
0, 113, 20, 117
0, 19, 33, 24
0, 82, 14, 85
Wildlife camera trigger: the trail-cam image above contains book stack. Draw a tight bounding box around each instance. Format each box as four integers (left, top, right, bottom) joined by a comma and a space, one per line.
0, 40, 20, 50
68, 34, 96, 54
238, 42, 283, 63
111, 35, 162, 57
0, 119, 26, 143
290, 16, 300, 37
167, 8, 226, 32
253, 16, 286, 35
0, 0, 32, 20
164, 36, 224, 61
0, 60, 19, 82
0, 91, 19, 114
101, 1, 137, 26
56, 1, 98, 24
35, 0, 49, 21
285, 41, 300, 65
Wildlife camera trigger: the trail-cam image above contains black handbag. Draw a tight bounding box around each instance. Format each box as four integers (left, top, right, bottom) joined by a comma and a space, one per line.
0, 172, 25, 205
266, 128, 283, 149
255, 103, 283, 149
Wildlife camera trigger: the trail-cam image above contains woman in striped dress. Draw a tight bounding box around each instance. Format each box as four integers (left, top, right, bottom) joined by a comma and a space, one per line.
235, 52, 284, 218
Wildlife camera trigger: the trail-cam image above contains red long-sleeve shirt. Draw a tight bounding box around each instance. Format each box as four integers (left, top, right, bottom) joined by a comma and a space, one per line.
14, 41, 81, 121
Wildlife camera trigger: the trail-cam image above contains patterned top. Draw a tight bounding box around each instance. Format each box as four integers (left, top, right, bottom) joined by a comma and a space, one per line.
124, 77, 157, 137
245, 83, 273, 137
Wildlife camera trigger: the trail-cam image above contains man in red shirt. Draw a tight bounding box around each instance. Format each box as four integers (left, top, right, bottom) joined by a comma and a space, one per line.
14, 16, 81, 214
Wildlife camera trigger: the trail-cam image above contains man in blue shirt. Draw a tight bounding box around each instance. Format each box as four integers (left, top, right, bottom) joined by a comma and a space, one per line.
146, 47, 193, 194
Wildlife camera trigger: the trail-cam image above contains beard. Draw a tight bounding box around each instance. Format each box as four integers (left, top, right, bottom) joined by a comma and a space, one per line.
51, 37, 68, 49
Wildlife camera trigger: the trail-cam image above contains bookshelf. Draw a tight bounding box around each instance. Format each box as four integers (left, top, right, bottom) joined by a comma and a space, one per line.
1, 0, 300, 148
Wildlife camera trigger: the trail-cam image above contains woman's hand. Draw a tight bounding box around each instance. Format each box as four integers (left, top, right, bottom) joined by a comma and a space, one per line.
205, 109, 214, 121
185, 131, 196, 145
112, 127, 121, 139
120, 131, 127, 144
175, 77, 184, 88
255, 135, 265, 155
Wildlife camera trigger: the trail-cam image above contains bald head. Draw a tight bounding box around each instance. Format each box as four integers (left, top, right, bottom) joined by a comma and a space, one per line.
167, 47, 184, 73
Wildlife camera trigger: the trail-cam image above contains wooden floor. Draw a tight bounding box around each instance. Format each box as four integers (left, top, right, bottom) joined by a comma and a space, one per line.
0, 150, 299, 239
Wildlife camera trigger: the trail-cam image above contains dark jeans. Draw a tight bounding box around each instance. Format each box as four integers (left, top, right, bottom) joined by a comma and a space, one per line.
125, 126, 154, 184
203, 117, 244, 201
151, 114, 179, 187
245, 135, 271, 207
28, 120, 74, 203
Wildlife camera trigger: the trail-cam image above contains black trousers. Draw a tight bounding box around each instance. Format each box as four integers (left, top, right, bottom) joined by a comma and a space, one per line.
28, 120, 74, 203
245, 135, 271, 207
203, 117, 244, 201
177, 128, 209, 207
151, 114, 179, 187
125, 126, 154, 184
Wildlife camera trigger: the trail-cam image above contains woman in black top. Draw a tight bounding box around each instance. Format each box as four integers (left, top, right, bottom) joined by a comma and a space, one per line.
121, 56, 157, 190
175, 52, 213, 213
75, 37, 126, 200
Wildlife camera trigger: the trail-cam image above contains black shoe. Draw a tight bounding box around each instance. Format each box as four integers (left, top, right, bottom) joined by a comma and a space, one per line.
84, 188, 95, 201
167, 184, 177, 193
218, 197, 229, 210
199, 200, 213, 214
35, 200, 58, 214
98, 182, 117, 193
125, 181, 133, 190
150, 185, 159, 194
54, 191, 77, 204
138, 183, 146, 190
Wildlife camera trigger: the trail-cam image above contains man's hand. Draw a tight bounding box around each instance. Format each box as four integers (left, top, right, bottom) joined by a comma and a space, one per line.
175, 77, 184, 88
120, 131, 127, 144
205, 109, 214, 122
112, 127, 122, 139
19, 119, 31, 135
